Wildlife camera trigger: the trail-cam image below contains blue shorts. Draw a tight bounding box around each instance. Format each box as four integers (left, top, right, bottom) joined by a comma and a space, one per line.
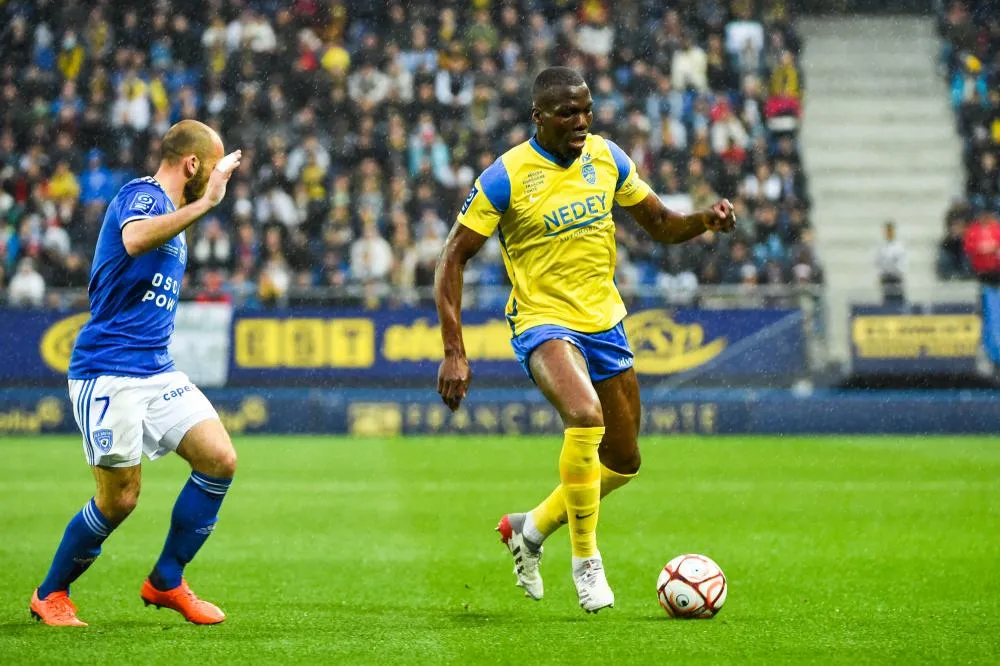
510, 322, 634, 384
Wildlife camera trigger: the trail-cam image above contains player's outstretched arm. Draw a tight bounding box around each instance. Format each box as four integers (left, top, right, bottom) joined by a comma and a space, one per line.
122, 150, 242, 257
625, 192, 735, 245
434, 223, 489, 411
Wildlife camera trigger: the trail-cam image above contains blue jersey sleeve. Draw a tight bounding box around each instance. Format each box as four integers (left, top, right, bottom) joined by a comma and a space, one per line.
457, 158, 511, 237
477, 158, 512, 213
605, 139, 632, 192
118, 183, 168, 229
605, 138, 652, 206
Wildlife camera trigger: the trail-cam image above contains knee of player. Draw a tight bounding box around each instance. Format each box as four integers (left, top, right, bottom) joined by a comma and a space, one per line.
103, 486, 141, 522
617, 449, 641, 475
202, 447, 237, 479
216, 449, 238, 478
600, 437, 641, 475
563, 401, 605, 429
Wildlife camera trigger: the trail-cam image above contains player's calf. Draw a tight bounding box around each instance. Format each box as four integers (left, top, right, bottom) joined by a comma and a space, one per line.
32, 466, 140, 622
148, 419, 235, 596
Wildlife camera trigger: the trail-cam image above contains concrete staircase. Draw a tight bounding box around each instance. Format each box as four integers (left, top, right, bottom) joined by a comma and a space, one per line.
798, 16, 974, 364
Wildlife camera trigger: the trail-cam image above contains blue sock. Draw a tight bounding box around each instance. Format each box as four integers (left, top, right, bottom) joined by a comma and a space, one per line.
38, 499, 113, 598
152, 471, 232, 590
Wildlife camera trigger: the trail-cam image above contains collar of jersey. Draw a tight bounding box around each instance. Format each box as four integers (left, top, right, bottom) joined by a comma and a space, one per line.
529, 136, 577, 169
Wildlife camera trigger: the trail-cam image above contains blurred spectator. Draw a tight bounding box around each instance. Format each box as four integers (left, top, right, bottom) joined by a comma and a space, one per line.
192, 218, 233, 275
195, 270, 232, 303
577, 2, 614, 58
875, 221, 907, 305
47, 161, 80, 204
349, 59, 391, 113
770, 51, 803, 100
80, 150, 114, 208
350, 223, 393, 284
672, 33, 708, 92
400, 25, 437, 75
413, 212, 447, 289
42, 218, 71, 258
939, 218, 973, 280
56, 31, 84, 82
951, 53, 986, 110
963, 212, 1000, 285
8, 257, 46, 307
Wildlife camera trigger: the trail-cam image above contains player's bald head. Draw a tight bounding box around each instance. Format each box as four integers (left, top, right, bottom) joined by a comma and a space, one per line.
160, 120, 223, 166
161, 120, 224, 203
532, 66, 587, 109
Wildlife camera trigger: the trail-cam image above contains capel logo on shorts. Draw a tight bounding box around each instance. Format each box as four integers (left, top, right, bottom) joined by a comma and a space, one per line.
93, 428, 114, 453
164, 385, 193, 401
625, 310, 726, 374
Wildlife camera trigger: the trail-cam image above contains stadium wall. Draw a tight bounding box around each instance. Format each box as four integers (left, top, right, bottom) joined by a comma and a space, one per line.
1, 388, 997, 437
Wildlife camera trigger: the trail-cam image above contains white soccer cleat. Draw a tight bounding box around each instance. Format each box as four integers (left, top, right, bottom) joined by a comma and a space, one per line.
573, 555, 615, 613
496, 514, 544, 600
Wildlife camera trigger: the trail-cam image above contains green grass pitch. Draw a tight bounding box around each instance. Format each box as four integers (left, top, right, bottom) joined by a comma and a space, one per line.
0, 435, 998, 664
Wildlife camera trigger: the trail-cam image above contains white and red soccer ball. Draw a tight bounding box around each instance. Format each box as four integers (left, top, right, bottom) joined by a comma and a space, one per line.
657, 554, 727, 618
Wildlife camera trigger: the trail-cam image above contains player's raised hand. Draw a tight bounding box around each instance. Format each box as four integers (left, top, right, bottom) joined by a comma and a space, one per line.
437, 353, 471, 412
705, 198, 736, 233
204, 150, 242, 207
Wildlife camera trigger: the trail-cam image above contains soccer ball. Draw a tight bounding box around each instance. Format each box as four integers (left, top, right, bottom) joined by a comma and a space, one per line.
656, 554, 727, 619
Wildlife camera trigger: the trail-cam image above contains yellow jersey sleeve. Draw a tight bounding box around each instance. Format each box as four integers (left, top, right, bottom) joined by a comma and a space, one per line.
606, 138, 653, 207
457, 158, 511, 237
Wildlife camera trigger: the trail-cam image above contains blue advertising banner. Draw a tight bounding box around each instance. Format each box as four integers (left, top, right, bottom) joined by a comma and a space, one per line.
2, 388, 997, 437
849, 304, 981, 376
0, 310, 89, 383
0, 306, 805, 386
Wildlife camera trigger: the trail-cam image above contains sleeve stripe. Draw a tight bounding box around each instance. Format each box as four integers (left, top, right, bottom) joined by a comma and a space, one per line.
478, 158, 511, 213
605, 138, 632, 192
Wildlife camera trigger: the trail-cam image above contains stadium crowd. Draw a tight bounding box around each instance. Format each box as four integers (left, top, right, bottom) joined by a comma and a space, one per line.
937, 0, 1000, 283
0, 0, 815, 309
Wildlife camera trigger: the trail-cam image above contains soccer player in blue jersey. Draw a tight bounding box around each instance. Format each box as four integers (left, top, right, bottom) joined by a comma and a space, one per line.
435, 67, 735, 612
30, 120, 242, 627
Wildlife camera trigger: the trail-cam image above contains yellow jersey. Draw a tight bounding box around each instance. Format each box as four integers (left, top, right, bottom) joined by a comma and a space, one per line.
458, 134, 652, 336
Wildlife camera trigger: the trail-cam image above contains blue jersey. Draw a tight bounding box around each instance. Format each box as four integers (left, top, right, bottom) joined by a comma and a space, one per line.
69, 177, 186, 379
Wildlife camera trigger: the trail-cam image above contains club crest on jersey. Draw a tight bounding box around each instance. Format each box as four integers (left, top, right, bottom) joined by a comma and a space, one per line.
581, 162, 597, 185
93, 428, 114, 453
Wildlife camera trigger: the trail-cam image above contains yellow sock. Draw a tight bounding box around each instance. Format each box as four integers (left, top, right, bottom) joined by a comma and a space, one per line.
529, 465, 637, 538
559, 426, 604, 558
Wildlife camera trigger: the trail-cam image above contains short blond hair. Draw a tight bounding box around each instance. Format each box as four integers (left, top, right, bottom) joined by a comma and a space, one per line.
160, 120, 216, 165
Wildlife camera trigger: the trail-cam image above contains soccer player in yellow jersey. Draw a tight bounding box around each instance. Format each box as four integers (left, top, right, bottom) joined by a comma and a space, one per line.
435, 67, 735, 613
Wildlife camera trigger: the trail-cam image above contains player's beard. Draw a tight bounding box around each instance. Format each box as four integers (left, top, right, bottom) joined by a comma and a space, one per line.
183, 161, 209, 205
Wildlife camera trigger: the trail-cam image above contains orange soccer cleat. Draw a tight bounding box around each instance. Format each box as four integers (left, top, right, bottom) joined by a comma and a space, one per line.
140, 578, 226, 625
30, 589, 88, 627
